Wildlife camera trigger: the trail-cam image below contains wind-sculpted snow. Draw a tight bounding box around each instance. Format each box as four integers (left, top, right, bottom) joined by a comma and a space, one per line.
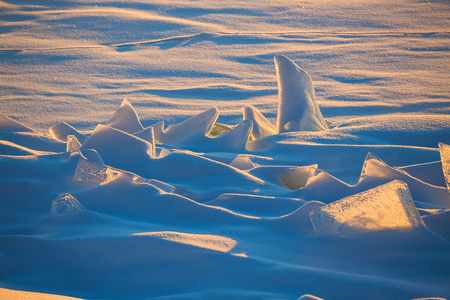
1, 43, 450, 299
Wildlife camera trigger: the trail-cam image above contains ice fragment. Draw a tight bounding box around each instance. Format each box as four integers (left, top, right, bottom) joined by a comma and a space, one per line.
439, 142, 450, 193
50, 193, 85, 216
72, 158, 121, 186
66, 135, 81, 152
309, 180, 423, 235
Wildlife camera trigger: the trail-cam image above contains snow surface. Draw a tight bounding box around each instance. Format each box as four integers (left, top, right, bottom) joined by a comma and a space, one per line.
1, 0, 449, 299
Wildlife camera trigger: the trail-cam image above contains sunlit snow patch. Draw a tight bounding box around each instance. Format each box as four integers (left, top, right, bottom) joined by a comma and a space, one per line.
439, 142, 450, 193
50, 193, 85, 216
309, 180, 423, 235
132, 231, 237, 253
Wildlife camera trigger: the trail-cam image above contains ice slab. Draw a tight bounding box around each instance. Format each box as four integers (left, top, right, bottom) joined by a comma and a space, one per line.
106, 99, 144, 134
66, 135, 81, 152
309, 180, 423, 235
50, 193, 85, 216
439, 142, 450, 193
274, 55, 328, 133
243, 104, 276, 140
72, 158, 122, 187
360, 152, 450, 208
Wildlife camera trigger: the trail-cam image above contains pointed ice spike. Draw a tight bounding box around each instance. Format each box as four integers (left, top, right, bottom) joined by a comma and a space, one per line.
243, 105, 276, 140
158, 107, 219, 145
0, 112, 34, 133
50, 193, 85, 216
49, 122, 87, 143
274, 55, 328, 133
439, 142, 450, 193
66, 135, 81, 152
107, 99, 144, 134
309, 180, 424, 235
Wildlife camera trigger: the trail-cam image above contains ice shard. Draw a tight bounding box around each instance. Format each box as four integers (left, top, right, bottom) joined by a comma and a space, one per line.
50, 193, 85, 216
439, 142, 450, 193
309, 180, 423, 235
274, 55, 328, 133
72, 157, 121, 186
66, 135, 81, 152
243, 105, 276, 140
107, 99, 144, 134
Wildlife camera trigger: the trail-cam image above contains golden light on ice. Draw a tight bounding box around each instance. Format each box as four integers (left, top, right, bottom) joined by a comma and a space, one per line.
310, 180, 424, 235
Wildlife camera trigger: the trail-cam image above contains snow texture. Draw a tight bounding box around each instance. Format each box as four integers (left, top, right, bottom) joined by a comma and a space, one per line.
1, 1, 450, 299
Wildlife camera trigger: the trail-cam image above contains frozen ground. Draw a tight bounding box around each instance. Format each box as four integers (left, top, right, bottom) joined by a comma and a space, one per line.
0, 0, 449, 299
